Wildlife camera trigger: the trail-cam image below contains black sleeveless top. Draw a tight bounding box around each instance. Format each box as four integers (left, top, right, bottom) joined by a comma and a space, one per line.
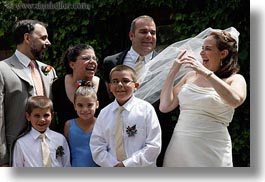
51, 75, 112, 134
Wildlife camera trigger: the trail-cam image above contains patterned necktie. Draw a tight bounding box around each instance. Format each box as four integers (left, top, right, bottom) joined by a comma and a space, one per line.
29, 60, 44, 96
135, 56, 145, 81
115, 106, 126, 161
39, 134, 52, 167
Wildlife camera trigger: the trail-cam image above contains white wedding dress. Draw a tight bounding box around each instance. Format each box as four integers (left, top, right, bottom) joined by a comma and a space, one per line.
163, 83, 234, 167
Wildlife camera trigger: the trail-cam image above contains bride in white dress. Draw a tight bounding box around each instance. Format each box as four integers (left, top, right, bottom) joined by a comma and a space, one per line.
158, 28, 247, 167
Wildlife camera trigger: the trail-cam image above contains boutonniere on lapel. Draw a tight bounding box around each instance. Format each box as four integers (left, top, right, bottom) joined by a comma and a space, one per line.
41, 65, 53, 76
56, 146, 65, 158
126, 124, 137, 137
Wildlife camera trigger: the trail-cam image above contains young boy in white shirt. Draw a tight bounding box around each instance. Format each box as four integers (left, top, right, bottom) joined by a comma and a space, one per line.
90, 65, 161, 167
12, 96, 71, 167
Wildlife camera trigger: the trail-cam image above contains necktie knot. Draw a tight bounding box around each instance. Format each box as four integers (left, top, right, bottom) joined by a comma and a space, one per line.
29, 60, 36, 68
39, 133, 45, 140
118, 106, 124, 113
137, 55, 144, 63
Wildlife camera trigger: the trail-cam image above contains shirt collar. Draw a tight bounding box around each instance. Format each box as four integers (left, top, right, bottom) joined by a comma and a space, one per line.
128, 47, 153, 63
15, 49, 32, 67
113, 95, 136, 112
30, 127, 51, 141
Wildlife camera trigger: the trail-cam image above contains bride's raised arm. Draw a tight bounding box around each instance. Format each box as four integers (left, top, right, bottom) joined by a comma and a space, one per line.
159, 50, 190, 113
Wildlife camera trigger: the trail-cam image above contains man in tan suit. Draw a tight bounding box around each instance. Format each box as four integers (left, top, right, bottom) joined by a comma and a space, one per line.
0, 19, 57, 166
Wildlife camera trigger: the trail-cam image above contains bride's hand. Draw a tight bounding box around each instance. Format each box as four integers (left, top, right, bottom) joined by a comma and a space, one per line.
171, 50, 188, 72
174, 50, 187, 65
171, 50, 192, 72
182, 55, 211, 76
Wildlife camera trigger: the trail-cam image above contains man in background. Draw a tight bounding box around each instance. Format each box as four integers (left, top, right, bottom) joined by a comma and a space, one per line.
103, 15, 179, 167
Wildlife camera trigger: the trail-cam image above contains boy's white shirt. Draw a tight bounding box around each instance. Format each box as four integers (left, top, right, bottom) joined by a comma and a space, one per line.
12, 127, 71, 167
90, 95, 162, 167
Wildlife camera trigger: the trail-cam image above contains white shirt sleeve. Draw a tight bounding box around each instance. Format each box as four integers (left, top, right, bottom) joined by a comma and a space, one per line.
12, 140, 25, 167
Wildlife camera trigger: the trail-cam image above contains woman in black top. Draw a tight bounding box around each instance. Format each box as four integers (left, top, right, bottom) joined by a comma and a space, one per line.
51, 44, 111, 134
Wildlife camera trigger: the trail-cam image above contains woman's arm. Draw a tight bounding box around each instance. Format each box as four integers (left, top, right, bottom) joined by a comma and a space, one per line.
206, 73, 247, 108
64, 120, 70, 140
159, 50, 189, 113
181, 55, 247, 108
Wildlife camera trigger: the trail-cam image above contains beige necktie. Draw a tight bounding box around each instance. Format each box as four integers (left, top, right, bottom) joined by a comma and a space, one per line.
135, 56, 145, 81
29, 60, 44, 96
115, 106, 126, 161
39, 134, 52, 167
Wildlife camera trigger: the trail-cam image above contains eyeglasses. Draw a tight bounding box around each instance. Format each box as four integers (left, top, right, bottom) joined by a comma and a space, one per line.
78, 55, 98, 62
110, 79, 134, 85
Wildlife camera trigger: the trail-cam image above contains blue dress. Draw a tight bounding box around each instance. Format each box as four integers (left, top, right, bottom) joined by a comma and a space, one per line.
68, 119, 99, 167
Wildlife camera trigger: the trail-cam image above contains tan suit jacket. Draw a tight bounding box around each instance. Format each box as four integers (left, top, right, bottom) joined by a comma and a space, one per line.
0, 54, 57, 165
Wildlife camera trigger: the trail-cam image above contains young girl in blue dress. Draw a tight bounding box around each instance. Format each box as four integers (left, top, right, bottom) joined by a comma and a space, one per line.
64, 81, 99, 167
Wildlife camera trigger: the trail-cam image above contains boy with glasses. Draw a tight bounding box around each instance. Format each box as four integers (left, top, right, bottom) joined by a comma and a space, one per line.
90, 65, 161, 167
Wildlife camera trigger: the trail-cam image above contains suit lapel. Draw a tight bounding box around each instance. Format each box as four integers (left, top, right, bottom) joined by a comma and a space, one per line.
117, 48, 130, 65
9, 55, 33, 86
9, 55, 34, 95
152, 50, 158, 59
9, 55, 52, 97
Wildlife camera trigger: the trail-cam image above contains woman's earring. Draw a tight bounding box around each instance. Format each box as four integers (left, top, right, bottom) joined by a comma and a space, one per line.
220, 61, 223, 67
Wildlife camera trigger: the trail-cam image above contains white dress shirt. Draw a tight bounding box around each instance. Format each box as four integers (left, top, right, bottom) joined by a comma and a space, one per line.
12, 127, 71, 167
123, 47, 153, 69
90, 95, 161, 167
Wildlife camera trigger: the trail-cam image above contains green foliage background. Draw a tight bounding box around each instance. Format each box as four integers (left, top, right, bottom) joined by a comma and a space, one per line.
0, 0, 250, 166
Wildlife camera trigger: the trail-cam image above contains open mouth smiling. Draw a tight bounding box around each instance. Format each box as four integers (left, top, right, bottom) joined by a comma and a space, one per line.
86, 65, 95, 71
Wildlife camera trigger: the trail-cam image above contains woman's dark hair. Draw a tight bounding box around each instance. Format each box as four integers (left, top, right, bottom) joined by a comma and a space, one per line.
209, 31, 240, 78
62, 44, 94, 74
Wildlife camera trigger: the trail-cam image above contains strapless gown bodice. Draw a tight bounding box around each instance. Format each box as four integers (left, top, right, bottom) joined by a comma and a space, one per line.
163, 83, 234, 167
